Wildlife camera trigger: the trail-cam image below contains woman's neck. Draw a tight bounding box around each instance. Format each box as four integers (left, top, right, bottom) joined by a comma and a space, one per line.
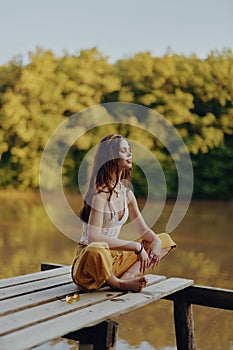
111, 171, 122, 185
110, 175, 123, 198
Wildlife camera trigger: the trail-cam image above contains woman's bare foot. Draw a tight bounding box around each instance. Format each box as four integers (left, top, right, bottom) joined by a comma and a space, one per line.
120, 276, 147, 292
106, 275, 147, 292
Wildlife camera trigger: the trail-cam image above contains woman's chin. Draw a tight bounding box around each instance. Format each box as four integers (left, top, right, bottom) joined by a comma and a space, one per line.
124, 164, 132, 170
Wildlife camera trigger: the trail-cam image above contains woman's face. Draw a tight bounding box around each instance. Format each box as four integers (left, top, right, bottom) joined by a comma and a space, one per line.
118, 138, 132, 170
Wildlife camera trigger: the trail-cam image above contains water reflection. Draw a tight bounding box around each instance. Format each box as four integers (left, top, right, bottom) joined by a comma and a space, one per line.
0, 191, 232, 349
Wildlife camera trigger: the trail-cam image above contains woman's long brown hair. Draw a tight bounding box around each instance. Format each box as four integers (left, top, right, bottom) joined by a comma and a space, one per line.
79, 134, 131, 223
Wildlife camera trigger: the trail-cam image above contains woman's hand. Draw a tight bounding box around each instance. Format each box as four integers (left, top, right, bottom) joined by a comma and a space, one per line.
148, 237, 162, 269
138, 248, 150, 273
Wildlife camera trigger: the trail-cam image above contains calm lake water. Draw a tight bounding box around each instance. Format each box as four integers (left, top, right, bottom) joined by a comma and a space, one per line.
0, 191, 232, 350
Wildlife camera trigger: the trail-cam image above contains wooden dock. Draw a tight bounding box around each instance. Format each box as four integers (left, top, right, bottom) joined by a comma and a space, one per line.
0, 263, 232, 350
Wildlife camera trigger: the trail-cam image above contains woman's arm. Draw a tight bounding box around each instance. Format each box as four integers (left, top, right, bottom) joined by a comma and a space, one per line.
127, 190, 162, 255
87, 192, 141, 252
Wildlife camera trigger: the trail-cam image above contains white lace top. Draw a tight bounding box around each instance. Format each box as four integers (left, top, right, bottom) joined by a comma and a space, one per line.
80, 187, 129, 246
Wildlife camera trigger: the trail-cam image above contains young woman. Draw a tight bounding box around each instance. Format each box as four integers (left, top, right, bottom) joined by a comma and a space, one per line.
72, 134, 176, 292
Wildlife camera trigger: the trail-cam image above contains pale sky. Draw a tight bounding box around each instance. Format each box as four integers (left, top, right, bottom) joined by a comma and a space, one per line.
0, 0, 232, 65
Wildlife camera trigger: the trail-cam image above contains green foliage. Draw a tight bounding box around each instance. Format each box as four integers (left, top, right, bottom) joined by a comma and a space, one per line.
0, 48, 232, 199
0, 48, 120, 189
192, 137, 233, 199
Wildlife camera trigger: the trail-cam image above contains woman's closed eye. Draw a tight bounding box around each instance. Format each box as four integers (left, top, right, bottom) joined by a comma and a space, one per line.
120, 147, 131, 154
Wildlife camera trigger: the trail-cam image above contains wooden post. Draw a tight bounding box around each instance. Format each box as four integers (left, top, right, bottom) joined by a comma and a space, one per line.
64, 320, 119, 350
173, 301, 196, 350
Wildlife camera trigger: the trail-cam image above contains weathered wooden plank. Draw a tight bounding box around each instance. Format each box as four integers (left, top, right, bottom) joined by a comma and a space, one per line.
0, 278, 193, 350
0, 291, 122, 337
0, 274, 164, 316
0, 273, 72, 300
0, 282, 78, 316
0, 275, 165, 336
0, 266, 71, 289
164, 284, 233, 311
139, 278, 194, 299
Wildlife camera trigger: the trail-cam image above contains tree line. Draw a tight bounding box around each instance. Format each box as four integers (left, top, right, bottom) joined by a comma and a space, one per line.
0, 48, 232, 199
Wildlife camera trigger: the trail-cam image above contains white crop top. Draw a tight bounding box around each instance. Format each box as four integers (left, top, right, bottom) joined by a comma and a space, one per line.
80, 187, 129, 246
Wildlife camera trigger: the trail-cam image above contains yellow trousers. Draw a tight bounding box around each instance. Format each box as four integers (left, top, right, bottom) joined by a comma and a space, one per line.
72, 233, 176, 291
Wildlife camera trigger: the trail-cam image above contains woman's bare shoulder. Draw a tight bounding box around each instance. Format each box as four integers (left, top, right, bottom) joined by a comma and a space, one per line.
91, 190, 108, 211
126, 188, 136, 203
